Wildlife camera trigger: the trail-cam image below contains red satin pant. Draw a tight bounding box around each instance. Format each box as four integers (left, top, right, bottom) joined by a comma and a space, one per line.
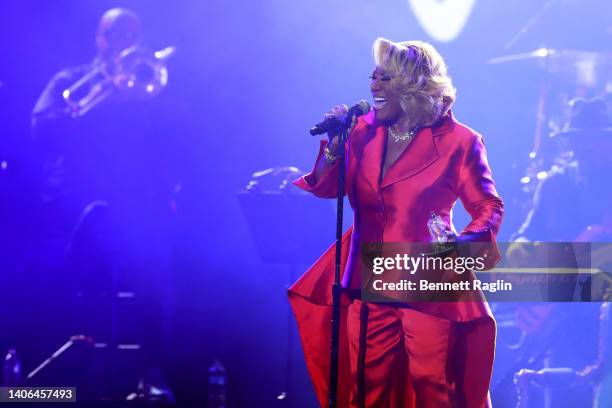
347, 300, 456, 408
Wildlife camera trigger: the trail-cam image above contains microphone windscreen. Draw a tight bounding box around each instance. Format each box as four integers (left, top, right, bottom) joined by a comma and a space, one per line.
356, 100, 371, 116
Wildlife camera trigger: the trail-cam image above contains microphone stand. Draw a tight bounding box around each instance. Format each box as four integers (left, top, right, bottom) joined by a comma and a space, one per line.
328, 114, 352, 408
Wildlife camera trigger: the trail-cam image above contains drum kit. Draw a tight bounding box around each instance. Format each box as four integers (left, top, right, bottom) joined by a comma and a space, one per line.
489, 45, 612, 407
488, 4, 612, 407
488, 46, 612, 196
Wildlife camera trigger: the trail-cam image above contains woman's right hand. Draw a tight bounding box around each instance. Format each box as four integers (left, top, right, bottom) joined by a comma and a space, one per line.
324, 104, 357, 154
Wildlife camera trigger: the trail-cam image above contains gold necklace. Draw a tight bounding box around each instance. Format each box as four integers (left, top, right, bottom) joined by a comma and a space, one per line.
388, 125, 420, 142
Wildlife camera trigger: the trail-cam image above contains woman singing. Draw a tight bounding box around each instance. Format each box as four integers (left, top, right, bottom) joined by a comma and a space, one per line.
289, 38, 504, 408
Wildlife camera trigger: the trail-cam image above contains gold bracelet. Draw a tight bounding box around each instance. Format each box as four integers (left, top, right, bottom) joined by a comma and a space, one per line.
324, 146, 339, 163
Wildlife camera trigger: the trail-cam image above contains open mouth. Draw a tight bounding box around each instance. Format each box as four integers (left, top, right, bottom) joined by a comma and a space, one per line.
373, 97, 387, 110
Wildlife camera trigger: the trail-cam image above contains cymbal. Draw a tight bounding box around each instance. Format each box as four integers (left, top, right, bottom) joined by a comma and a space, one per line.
488, 48, 612, 65
552, 128, 612, 138
488, 48, 612, 88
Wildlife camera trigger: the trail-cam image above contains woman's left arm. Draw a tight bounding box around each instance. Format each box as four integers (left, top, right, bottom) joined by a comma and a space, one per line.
454, 134, 504, 269
456, 133, 504, 238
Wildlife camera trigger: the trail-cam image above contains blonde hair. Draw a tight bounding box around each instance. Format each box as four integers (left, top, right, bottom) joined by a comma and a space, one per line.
372, 37, 456, 126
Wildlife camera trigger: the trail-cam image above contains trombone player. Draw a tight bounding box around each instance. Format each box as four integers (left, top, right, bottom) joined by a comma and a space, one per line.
31, 7, 177, 380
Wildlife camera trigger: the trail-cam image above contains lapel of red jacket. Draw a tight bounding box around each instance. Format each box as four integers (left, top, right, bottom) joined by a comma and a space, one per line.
356, 112, 385, 192
380, 111, 456, 189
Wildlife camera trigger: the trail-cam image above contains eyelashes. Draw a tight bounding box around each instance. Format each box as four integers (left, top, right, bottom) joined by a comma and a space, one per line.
369, 75, 392, 81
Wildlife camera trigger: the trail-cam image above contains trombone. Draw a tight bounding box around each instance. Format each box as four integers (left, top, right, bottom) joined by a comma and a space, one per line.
62, 45, 176, 117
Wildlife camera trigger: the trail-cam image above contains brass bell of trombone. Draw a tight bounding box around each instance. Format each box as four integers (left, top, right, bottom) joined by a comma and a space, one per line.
62, 45, 176, 118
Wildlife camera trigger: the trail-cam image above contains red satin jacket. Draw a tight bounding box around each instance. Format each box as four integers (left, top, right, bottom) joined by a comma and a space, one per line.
289, 110, 504, 407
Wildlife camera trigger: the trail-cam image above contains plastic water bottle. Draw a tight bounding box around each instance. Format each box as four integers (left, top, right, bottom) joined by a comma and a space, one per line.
427, 212, 457, 257
3, 349, 22, 386
208, 359, 227, 408
428, 212, 451, 243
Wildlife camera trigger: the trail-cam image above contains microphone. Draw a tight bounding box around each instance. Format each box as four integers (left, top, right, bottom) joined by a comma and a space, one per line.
309, 100, 371, 136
